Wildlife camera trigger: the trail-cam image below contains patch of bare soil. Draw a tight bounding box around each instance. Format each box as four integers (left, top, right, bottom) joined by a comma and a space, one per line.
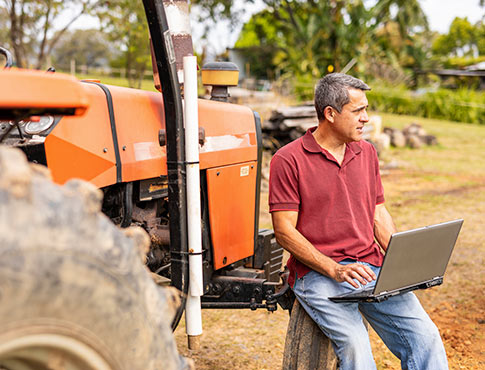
368, 170, 485, 370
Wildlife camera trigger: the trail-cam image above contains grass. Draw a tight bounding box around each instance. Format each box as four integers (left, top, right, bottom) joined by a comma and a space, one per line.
74, 73, 159, 92
375, 112, 485, 226
378, 112, 485, 176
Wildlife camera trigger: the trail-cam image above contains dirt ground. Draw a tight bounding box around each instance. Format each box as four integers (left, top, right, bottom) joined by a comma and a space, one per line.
175, 113, 485, 369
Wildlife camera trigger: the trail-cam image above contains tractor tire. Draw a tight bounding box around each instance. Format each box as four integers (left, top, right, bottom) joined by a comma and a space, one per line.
282, 299, 338, 370
0, 147, 191, 370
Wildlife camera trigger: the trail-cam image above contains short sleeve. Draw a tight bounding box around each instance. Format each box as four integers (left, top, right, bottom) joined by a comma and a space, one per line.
269, 153, 300, 212
373, 147, 385, 204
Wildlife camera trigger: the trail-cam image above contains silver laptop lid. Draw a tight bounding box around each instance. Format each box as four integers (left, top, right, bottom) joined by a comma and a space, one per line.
373, 219, 463, 295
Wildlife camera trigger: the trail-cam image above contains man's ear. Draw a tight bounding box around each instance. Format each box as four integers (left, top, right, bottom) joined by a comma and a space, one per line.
324, 106, 335, 123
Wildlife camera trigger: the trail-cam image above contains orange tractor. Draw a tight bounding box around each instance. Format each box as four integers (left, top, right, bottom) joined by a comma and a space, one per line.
0, 2, 341, 368
0, 0, 294, 354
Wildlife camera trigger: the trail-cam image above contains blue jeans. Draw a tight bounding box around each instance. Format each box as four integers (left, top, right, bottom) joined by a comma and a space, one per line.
292, 261, 448, 370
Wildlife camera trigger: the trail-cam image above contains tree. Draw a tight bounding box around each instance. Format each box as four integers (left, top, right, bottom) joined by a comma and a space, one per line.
371, 0, 428, 40
98, 1, 151, 88
192, 0, 430, 92
477, 20, 485, 55
215, 0, 371, 89
1, 0, 102, 69
52, 29, 113, 72
0, 8, 8, 47
367, 0, 431, 75
432, 17, 481, 57
233, 10, 279, 79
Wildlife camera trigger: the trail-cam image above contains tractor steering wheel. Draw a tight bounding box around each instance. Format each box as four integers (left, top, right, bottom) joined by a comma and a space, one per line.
0, 47, 13, 68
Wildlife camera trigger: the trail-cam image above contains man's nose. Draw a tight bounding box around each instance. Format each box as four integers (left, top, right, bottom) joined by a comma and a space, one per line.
360, 109, 369, 122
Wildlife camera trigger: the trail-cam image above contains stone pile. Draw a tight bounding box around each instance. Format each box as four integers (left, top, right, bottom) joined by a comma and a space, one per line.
262, 104, 438, 156
382, 123, 438, 150
368, 122, 439, 155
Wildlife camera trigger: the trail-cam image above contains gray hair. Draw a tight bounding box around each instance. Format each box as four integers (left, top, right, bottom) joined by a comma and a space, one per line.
314, 73, 370, 121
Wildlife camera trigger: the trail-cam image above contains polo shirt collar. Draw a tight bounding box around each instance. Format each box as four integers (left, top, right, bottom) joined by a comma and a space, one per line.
302, 127, 362, 166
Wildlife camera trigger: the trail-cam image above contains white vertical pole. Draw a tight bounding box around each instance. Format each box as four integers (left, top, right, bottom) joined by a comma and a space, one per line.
183, 55, 203, 350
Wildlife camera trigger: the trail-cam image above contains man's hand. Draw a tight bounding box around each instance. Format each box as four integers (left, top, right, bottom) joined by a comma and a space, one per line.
272, 211, 377, 289
374, 203, 397, 251
332, 263, 376, 289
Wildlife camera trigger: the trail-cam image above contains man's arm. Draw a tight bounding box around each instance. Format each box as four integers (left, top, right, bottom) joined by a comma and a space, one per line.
374, 203, 397, 251
272, 210, 376, 289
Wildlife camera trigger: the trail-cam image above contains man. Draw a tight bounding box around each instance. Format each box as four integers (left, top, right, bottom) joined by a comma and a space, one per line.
269, 73, 448, 369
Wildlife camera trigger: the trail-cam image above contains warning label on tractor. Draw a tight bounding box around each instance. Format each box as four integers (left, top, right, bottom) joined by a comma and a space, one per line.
240, 166, 250, 177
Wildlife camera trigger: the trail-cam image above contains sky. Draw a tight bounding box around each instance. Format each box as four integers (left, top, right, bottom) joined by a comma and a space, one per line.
420, 0, 484, 33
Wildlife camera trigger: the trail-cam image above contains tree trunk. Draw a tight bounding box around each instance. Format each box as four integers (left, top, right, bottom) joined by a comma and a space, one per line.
9, 0, 26, 68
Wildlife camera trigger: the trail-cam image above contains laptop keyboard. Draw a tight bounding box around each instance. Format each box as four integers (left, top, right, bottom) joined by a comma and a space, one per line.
343, 287, 374, 298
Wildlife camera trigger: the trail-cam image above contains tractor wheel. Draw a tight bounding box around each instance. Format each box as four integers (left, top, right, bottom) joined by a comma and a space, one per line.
0, 147, 191, 370
282, 299, 338, 370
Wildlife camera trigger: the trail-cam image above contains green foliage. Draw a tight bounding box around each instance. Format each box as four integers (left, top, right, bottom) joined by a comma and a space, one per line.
53, 29, 113, 71
232, 1, 372, 85
432, 17, 483, 57
367, 88, 485, 125
98, 1, 151, 89
443, 56, 485, 69
476, 20, 485, 55
233, 10, 279, 79
1, 0, 101, 69
223, 0, 433, 94
234, 10, 277, 48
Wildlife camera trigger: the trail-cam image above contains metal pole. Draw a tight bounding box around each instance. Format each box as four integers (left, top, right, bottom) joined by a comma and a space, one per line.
183, 55, 203, 350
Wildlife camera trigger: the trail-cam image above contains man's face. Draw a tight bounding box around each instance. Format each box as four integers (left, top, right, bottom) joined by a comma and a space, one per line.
332, 88, 369, 143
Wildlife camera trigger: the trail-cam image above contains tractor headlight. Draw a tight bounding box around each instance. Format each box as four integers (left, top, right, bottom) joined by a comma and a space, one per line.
24, 115, 55, 135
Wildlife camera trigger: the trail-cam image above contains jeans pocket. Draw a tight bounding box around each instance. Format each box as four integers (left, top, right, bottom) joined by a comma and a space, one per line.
293, 273, 305, 297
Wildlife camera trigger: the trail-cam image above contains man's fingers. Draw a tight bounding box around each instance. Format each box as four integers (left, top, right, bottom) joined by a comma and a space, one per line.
334, 263, 377, 287
345, 275, 360, 288
348, 264, 376, 282
355, 265, 376, 282
349, 269, 368, 285
363, 265, 377, 280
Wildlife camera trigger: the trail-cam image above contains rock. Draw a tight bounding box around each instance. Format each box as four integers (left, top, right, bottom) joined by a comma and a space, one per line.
367, 115, 382, 141
391, 130, 406, 147
374, 133, 391, 155
403, 122, 426, 137
407, 134, 423, 149
421, 135, 438, 146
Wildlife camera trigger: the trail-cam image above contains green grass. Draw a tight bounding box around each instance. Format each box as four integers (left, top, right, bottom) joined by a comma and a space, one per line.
372, 111, 485, 230
73, 73, 207, 95
377, 112, 485, 177
74, 73, 159, 92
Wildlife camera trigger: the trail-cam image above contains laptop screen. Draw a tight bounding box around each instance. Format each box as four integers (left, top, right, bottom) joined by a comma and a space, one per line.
373, 219, 463, 295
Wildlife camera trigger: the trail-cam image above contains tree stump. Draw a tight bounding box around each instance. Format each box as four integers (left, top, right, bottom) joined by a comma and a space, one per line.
282, 299, 338, 370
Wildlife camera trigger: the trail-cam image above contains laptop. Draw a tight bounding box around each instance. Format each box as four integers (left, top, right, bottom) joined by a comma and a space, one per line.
329, 219, 463, 303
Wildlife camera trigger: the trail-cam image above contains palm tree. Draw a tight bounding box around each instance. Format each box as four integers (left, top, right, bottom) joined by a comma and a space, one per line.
372, 0, 428, 39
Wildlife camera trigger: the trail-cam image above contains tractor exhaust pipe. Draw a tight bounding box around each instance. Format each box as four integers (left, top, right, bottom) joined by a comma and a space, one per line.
183, 55, 203, 350
142, 0, 189, 330
143, 0, 203, 350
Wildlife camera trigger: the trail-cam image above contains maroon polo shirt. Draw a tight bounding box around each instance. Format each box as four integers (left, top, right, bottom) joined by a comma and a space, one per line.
269, 127, 385, 287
